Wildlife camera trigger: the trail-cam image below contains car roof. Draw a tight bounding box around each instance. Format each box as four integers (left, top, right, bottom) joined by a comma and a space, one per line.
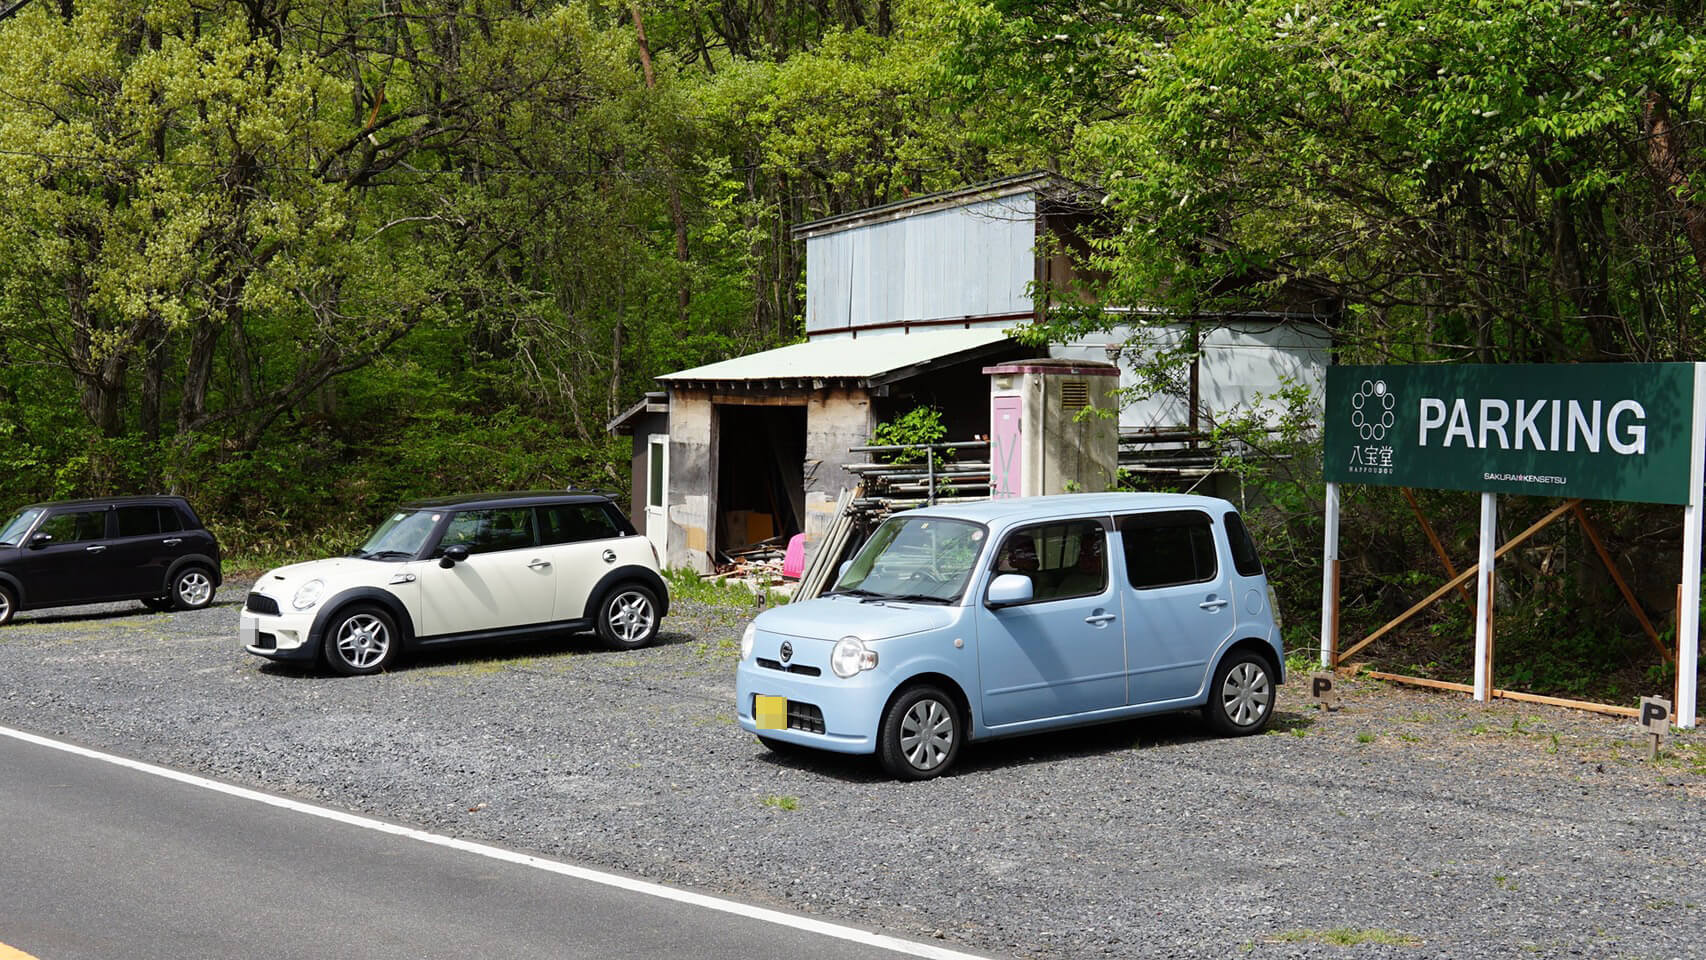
899, 492, 1236, 526
13, 494, 189, 512
397, 490, 617, 510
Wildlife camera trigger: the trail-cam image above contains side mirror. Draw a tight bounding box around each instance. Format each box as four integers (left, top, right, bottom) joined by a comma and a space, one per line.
986, 573, 1033, 608
439, 544, 470, 568
28, 533, 52, 549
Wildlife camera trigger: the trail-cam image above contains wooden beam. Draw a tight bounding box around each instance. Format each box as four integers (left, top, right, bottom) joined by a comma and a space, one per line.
1402, 487, 1475, 609
1338, 499, 1580, 663
1361, 671, 1644, 719
1571, 502, 1673, 664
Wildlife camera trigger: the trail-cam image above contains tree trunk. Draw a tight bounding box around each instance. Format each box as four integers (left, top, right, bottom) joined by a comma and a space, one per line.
631, 5, 693, 328
1640, 91, 1706, 358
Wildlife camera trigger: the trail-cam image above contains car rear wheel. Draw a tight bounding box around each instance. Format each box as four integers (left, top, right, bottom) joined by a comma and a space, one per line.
595, 584, 660, 650
1203, 650, 1276, 736
323, 605, 399, 676
170, 567, 215, 611
878, 685, 962, 780
0, 584, 15, 626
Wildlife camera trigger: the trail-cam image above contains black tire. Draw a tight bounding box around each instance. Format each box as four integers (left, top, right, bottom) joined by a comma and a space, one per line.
594, 583, 661, 650
169, 566, 216, 611
0, 583, 15, 626
877, 685, 962, 780
141, 597, 174, 613
1203, 649, 1277, 736
321, 604, 400, 676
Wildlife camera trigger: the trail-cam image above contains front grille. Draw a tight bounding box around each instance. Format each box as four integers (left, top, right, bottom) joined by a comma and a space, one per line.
787, 701, 825, 733
245, 592, 280, 616
756, 657, 822, 678
252, 632, 277, 650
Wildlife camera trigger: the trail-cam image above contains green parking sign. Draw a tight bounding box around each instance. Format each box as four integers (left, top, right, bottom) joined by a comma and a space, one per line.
1324, 364, 1699, 504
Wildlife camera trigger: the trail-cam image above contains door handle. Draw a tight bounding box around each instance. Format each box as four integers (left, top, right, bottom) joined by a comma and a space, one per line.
1084, 613, 1117, 625
162, 538, 182, 546
84, 545, 107, 553
527, 559, 551, 569
1199, 598, 1229, 610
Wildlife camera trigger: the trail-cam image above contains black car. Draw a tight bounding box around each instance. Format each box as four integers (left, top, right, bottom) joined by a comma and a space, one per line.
0, 495, 224, 624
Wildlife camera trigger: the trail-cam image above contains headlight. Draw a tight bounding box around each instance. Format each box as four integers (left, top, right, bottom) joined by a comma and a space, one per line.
740, 622, 756, 660
830, 636, 878, 678
292, 579, 326, 611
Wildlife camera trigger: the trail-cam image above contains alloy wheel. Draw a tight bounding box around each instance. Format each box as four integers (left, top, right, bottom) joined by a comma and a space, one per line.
335, 614, 391, 670
177, 571, 213, 607
607, 591, 655, 645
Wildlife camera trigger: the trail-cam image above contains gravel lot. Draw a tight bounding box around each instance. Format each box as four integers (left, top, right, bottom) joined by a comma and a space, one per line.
2, 580, 1704, 959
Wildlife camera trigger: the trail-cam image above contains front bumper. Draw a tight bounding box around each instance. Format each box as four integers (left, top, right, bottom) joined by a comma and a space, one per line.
734, 655, 888, 755
241, 607, 318, 662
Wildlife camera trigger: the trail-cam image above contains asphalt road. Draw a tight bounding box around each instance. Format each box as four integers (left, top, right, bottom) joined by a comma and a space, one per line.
0, 730, 986, 960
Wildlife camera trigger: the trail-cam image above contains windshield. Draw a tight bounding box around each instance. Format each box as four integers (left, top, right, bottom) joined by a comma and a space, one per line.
0, 508, 41, 547
351, 510, 441, 560
830, 516, 987, 604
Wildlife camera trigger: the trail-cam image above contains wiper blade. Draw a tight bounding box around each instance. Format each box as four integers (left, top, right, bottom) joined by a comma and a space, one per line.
828, 587, 880, 598
366, 550, 415, 560
875, 593, 952, 605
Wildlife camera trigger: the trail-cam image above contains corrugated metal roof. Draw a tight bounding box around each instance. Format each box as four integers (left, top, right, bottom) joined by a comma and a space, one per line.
658, 328, 1017, 387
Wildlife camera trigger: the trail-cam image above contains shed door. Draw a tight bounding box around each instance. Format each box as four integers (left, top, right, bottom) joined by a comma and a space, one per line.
645, 434, 669, 560
990, 396, 1022, 499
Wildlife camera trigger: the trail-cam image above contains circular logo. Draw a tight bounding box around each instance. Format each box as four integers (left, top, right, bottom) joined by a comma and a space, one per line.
779, 641, 793, 664
1350, 379, 1396, 440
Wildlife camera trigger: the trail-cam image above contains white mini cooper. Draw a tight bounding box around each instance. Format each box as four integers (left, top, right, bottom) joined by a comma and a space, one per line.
241, 491, 669, 675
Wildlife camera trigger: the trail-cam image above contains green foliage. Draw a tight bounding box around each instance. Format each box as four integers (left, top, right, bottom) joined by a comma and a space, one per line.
870, 405, 948, 464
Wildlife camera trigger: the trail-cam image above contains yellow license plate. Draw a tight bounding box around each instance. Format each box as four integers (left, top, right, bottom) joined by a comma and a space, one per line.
754, 695, 788, 730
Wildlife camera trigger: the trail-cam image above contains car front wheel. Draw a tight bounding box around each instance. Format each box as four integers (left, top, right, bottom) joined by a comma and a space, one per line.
0, 584, 15, 626
323, 605, 399, 676
878, 685, 962, 780
170, 567, 215, 611
1204, 650, 1276, 736
595, 584, 660, 650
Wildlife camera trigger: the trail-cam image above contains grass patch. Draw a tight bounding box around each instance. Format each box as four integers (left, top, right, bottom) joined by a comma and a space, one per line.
664, 567, 791, 608
1356, 732, 1376, 744
1268, 928, 1422, 947
760, 794, 799, 811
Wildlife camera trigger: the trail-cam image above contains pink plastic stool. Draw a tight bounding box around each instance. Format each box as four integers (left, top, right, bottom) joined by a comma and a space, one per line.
782, 533, 807, 580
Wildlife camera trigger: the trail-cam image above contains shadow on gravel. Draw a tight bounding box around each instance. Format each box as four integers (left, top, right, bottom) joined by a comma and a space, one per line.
752, 709, 1322, 782
15, 597, 245, 628
251, 628, 699, 677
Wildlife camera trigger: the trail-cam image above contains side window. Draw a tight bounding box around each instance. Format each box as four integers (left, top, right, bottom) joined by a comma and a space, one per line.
116, 506, 162, 538
1223, 511, 1263, 577
158, 505, 183, 533
1119, 511, 1218, 589
537, 504, 623, 545
439, 508, 538, 554
992, 520, 1107, 603
37, 510, 108, 543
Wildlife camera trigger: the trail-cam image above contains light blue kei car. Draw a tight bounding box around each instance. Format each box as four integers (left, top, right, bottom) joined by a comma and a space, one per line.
735, 493, 1285, 779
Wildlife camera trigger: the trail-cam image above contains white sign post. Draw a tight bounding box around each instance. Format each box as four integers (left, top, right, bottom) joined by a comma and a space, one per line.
1678, 364, 1705, 729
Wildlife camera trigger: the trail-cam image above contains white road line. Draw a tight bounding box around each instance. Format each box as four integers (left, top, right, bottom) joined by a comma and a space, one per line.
0, 724, 991, 960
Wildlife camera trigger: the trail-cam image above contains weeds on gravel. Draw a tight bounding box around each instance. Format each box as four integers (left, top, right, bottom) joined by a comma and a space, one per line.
761, 794, 799, 811
1268, 928, 1422, 947
1356, 732, 1376, 744
664, 568, 790, 608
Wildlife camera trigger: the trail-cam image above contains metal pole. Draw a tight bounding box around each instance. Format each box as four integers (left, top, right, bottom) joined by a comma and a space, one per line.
1320, 482, 1340, 668
1473, 492, 1497, 702
1677, 363, 1706, 728
926, 446, 936, 506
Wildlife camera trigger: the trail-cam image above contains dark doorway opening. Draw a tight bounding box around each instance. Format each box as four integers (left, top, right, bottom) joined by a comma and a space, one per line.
715, 405, 806, 558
